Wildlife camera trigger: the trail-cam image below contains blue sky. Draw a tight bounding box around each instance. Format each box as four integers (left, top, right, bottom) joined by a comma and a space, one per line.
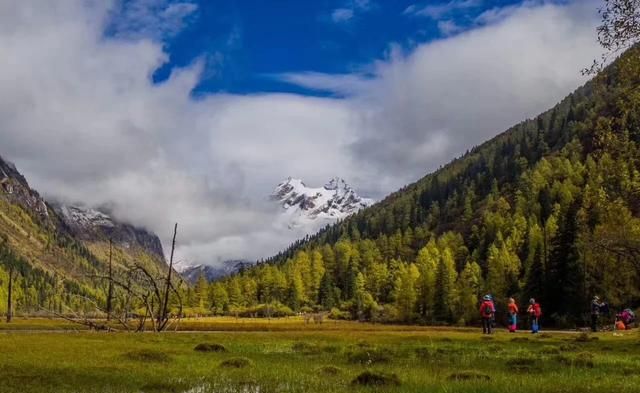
119, 0, 537, 96
1, 0, 599, 263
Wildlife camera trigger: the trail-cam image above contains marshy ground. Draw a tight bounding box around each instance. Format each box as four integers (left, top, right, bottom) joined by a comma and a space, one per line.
0, 317, 638, 393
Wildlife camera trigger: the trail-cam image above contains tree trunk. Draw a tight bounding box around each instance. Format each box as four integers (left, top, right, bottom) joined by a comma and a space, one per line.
6, 264, 13, 323
158, 223, 177, 329
106, 239, 113, 321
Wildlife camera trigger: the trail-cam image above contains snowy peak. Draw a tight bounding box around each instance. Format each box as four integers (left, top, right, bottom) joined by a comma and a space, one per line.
180, 260, 254, 283
272, 177, 373, 227
53, 204, 165, 261
58, 205, 114, 229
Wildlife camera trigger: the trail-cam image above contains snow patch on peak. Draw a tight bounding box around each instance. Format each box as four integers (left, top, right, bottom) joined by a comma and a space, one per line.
272, 177, 373, 230
58, 205, 114, 229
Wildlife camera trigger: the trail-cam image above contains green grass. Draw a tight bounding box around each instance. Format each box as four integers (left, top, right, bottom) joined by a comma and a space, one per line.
0, 320, 639, 392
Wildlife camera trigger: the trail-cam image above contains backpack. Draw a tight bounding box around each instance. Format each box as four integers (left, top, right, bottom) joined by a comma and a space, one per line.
534, 304, 542, 318
481, 301, 493, 317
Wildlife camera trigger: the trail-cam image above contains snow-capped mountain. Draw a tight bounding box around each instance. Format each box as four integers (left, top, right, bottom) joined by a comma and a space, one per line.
272, 177, 374, 229
180, 260, 254, 283
53, 204, 165, 260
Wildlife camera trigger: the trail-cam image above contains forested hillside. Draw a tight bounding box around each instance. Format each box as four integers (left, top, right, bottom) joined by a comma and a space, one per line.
0, 158, 170, 318
207, 48, 640, 327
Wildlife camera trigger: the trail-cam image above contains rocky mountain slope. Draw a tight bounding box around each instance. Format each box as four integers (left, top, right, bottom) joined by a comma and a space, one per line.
53, 204, 164, 260
180, 260, 253, 284
0, 155, 167, 314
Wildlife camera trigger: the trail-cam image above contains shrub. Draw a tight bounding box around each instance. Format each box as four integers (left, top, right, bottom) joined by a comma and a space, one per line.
123, 349, 170, 362
352, 371, 400, 386
370, 304, 399, 323
328, 308, 351, 320
447, 371, 491, 382
219, 357, 252, 369
194, 343, 227, 353
235, 302, 294, 318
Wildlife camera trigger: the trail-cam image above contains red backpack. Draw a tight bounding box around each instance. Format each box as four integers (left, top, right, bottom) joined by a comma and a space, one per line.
481, 301, 494, 317
530, 303, 542, 318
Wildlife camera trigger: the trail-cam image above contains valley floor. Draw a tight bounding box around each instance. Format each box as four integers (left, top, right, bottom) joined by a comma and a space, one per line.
0, 318, 637, 393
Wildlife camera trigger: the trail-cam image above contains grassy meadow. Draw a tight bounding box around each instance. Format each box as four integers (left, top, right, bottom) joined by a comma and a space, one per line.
0, 318, 639, 393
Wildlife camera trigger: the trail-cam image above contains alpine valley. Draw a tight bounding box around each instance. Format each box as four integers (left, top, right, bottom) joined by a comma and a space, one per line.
210, 48, 640, 326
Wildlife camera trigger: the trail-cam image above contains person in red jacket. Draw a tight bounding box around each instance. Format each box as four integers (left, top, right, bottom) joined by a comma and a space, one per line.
480, 295, 495, 334
527, 298, 542, 334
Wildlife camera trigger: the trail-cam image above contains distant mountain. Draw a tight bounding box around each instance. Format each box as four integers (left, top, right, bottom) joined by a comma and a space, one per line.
272, 177, 373, 229
53, 204, 165, 261
180, 260, 253, 283
1, 158, 50, 221
0, 153, 168, 315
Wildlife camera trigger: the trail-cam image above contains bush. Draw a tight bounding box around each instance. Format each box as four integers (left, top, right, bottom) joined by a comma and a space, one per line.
352, 371, 400, 386
123, 349, 170, 362
371, 304, 399, 323
447, 371, 491, 382
235, 302, 294, 318
328, 308, 351, 320
219, 357, 252, 369
194, 343, 227, 353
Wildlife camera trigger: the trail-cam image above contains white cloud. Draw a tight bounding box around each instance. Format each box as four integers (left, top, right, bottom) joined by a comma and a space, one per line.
330, 0, 374, 24
404, 0, 482, 19
0, 0, 602, 266
331, 8, 355, 23
437, 20, 463, 36
270, 72, 373, 96
108, 0, 198, 41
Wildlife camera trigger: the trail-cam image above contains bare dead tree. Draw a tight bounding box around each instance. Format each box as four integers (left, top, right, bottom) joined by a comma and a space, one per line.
585, 0, 640, 74
106, 238, 113, 321
158, 223, 177, 330
6, 263, 13, 323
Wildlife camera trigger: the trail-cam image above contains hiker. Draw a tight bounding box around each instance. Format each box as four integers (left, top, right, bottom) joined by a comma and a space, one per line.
507, 297, 519, 333
480, 294, 495, 334
616, 308, 636, 330
591, 296, 606, 332
527, 298, 541, 334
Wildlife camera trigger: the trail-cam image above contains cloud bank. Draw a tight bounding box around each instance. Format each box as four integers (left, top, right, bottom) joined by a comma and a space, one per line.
0, 0, 601, 265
